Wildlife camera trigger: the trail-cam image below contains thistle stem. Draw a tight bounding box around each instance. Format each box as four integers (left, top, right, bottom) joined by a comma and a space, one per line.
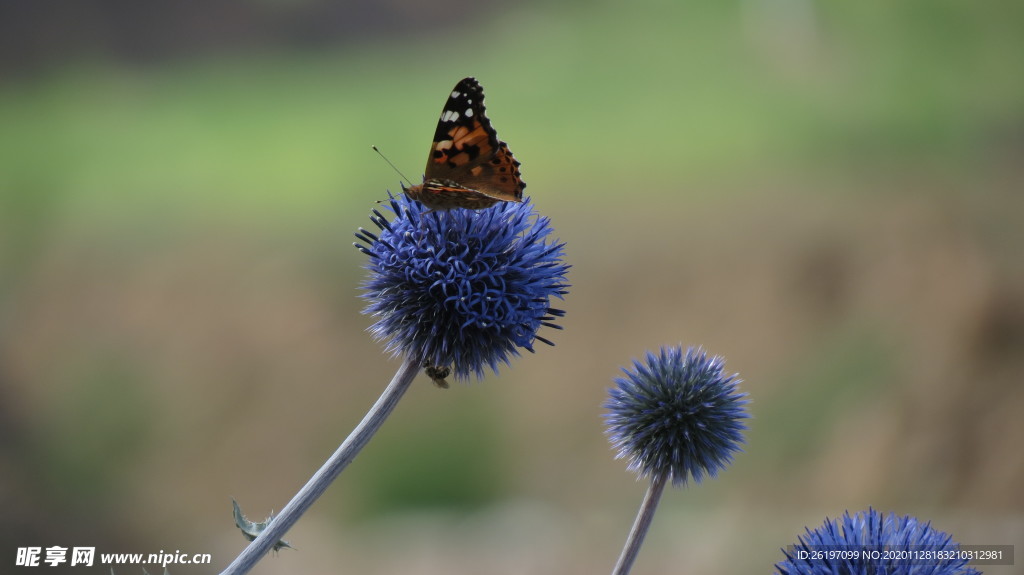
220, 354, 421, 575
611, 473, 668, 575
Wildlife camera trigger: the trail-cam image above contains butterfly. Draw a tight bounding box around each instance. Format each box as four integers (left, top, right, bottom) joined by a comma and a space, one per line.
402, 77, 526, 210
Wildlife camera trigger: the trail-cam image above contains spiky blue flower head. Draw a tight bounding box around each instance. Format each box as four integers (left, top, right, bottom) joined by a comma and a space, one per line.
776, 508, 981, 575
604, 346, 749, 485
354, 194, 569, 381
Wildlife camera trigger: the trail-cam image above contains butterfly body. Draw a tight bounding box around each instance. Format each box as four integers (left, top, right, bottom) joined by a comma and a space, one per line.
403, 77, 525, 210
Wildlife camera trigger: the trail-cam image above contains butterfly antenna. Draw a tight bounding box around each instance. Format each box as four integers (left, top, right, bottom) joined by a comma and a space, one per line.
372, 145, 413, 187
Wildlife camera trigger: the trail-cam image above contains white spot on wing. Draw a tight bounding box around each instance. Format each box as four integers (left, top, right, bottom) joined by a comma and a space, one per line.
451, 90, 461, 98
465, 108, 474, 117
441, 110, 460, 122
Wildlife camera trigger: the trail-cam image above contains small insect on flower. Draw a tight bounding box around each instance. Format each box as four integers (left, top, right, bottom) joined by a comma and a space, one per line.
423, 362, 452, 389
354, 194, 569, 383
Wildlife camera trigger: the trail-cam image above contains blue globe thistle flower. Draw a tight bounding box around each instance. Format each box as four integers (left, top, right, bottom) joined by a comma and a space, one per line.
604, 346, 749, 485
776, 508, 981, 575
354, 194, 569, 381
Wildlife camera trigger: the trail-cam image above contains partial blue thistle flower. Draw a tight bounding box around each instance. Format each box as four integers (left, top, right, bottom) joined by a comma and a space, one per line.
776, 508, 981, 575
604, 346, 749, 485
354, 194, 569, 381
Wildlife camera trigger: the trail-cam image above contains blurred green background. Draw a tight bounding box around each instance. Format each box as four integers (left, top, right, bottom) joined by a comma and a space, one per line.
2, 1, 1022, 573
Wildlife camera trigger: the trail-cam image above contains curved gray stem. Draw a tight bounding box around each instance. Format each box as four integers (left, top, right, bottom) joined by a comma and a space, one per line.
220, 354, 421, 575
611, 473, 668, 575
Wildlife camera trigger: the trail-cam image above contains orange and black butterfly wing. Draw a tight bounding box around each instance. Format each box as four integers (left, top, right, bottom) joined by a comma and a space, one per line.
420, 77, 525, 205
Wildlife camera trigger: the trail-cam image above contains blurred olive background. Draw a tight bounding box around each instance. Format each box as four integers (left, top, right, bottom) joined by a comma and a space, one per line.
2, 1, 1022, 574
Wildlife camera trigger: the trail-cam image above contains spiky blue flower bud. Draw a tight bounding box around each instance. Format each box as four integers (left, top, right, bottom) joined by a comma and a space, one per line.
776, 508, 981, 575
604, 346, 749, 485
355, 195, 569, 381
